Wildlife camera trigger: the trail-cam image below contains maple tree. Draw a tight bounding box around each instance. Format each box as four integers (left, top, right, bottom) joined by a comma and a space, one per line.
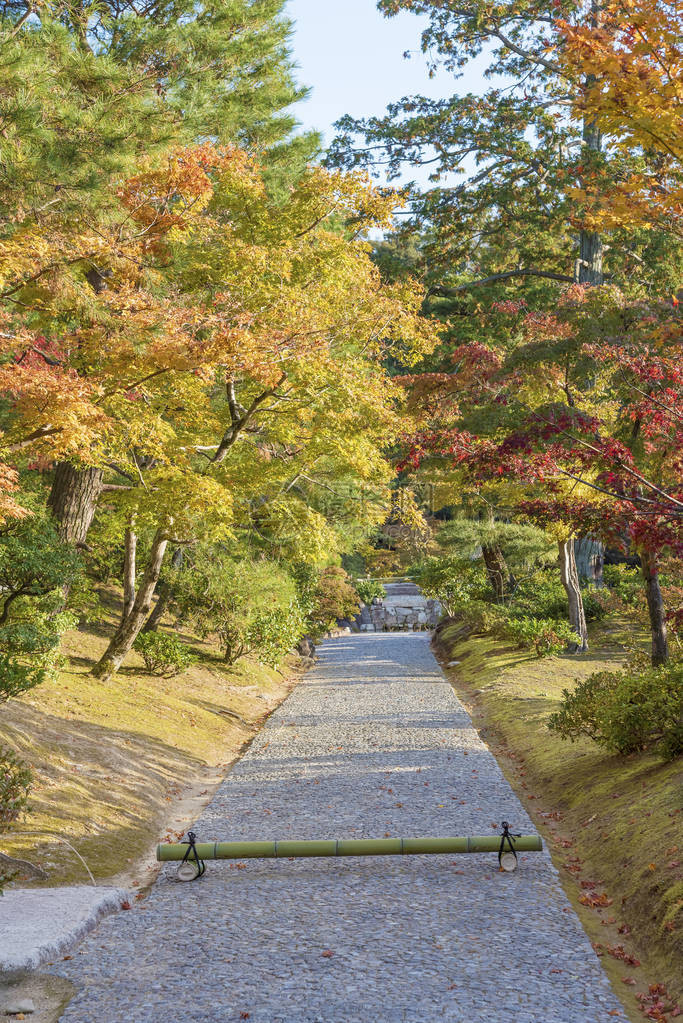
0, 143, 435, 678
401, 285, 681, 664
559, 0, 683, 239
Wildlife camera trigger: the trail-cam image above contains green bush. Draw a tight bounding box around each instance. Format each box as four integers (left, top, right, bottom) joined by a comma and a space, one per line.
410, 556, 487, 617
503, 616, 579, 657
0, 654, 46, 703
548, 659, 683, 759
511, 573, 569, 621
355, 579, 385, 606
308, 567, 360, 635
133, 632, 195, 677
246, 603, 306, 668
174, 552, 305, 665
580, 586, 611, 622
0, 746, 32, 831
603, 564, 642, 607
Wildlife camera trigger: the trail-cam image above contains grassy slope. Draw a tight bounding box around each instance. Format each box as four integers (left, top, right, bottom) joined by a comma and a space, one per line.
0, 593, 304, 886
433, 619, 683, 1021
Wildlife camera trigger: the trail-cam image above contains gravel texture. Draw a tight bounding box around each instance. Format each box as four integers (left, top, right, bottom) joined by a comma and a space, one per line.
54, 633, 624, 1022
0, 886, 126, 972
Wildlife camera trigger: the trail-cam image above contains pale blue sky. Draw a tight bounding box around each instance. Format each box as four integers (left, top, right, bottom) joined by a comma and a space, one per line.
286, 0, 491, 184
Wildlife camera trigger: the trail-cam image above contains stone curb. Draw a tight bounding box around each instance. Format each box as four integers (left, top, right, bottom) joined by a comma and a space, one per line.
0, 886, 128, 973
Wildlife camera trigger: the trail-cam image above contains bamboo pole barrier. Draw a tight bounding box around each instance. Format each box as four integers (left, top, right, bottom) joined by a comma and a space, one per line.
157, 834, 542, 862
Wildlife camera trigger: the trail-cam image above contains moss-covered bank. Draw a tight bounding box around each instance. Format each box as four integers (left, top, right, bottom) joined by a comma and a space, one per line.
0, 606, 305, 888
434, 619, 683, 1021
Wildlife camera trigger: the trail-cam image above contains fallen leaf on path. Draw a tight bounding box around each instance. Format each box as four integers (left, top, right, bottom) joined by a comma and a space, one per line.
321, 949, 334, 958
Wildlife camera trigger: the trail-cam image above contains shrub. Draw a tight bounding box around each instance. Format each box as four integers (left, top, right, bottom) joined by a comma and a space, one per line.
580, 586, 611, 622
511, 573, 569, 621
0, 654, 46, 703
548, 659, 683, 759
410, 556, 487, 617
174, 552, 305, 665
603, 564, 642, 608
309, 567, 360, 635
246, 603, 307, 668
355, 579, 385, 606
0, 746, 32, 831
503, 616, 580, 657
133, 632, 195, 677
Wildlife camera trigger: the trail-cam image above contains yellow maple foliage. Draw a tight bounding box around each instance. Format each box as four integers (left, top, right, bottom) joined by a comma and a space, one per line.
560, 0, 683, 235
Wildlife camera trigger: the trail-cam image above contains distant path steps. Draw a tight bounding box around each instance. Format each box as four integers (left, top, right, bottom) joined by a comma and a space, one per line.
55, 633, 624, 1023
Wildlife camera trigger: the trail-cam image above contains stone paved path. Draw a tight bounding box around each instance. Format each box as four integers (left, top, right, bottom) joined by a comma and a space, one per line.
55, 633, 624, 1022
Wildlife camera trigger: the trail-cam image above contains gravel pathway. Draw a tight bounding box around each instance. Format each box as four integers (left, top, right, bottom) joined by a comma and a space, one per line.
55, 633, 624, 1022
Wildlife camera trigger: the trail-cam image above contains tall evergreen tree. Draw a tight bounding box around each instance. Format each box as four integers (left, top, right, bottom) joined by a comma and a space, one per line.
328, 0, 682, 301
0, 0, 318, 222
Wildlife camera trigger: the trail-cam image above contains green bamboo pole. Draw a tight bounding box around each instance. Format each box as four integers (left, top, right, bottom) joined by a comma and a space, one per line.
157, 834, 542, 862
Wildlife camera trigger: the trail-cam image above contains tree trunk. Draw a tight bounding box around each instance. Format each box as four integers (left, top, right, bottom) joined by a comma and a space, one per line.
640, 549, 669, 666
92, 529, 169, 681
141, 548, 182, 633
122, 519, 137, 621
574, 537, 604, 585
577, 3, 604, 288
48, 462, 103, 545
559, 539, 589, 652
482, 543, 508, 601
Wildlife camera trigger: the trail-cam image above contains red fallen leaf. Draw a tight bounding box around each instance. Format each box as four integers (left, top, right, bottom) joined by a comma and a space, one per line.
608, 1011, 621, 1016
63, 955, 73, 960
668, 860, 681, 868
671, 1005, 681, 1016
120, 900, 131, 910
618, 923, 632, 935
581, 880, 597, 889
321, 949, 334, 958
240, 1014, 250, 1019
622, 977, 636, 985
606, 944, 640, 967
592, 942, 605, 956
580, 892, 612, 908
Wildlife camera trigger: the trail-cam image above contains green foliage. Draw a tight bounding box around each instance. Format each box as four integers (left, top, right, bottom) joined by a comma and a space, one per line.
503, 616, 579, 657
409, 556, 486, 616
438, 520, 556, 575
0, 653, 46, 704
0, 513, 81, 701
1, 0, 317, 222
603, 564, 643, 608
174, 551, 304, 665
355, 579, 386, 605
133, 632, 196, 678
509, 573, 569, 620
246, 604, 307, 668
549, 658, 683, 759
0, 514, 82, 615
0, 746, 32, 831
308, 567, 360, 635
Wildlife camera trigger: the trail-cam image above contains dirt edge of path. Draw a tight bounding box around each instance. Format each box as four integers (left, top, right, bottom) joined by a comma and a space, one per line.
432, 620, 683, 1023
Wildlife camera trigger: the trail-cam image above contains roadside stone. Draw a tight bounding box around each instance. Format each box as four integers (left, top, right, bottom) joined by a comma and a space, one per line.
3, 999, 35, 1015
